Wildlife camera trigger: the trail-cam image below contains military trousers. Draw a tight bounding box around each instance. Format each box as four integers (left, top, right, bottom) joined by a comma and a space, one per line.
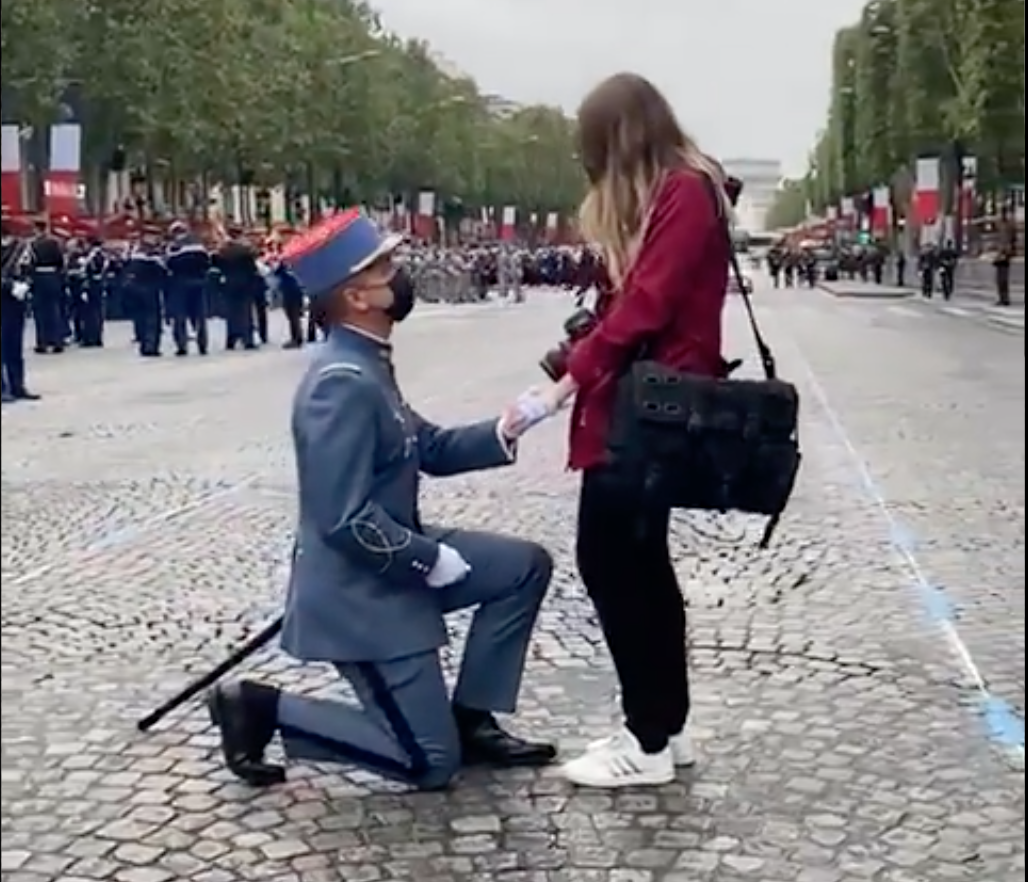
1, 294, 27, 394
276, 528, 552, 789
31, 271, 65, 350
168, 281, 208, 354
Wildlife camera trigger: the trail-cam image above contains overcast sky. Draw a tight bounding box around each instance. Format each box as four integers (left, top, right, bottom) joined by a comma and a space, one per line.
370, 0, 867, 175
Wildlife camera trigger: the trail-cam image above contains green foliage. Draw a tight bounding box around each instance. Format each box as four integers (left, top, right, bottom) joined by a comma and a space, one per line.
956, 0, 1023, 185
764, 179, 809, 230
852, 0, 900, 187
0, 0, 584, 212
805, 0, 1023, 203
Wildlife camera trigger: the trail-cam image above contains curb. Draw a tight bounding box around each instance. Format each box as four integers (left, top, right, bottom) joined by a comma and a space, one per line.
817, 284, 912, 299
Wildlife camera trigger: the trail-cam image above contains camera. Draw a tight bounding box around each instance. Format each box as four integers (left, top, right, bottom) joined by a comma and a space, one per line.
539, 307, 598, 380
725, 175, 742, 206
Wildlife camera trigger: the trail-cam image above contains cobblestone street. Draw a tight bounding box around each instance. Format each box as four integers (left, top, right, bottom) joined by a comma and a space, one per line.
2, 287, 1023, 881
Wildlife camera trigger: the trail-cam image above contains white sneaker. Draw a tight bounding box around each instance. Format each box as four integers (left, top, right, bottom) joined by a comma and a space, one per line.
562, 730, 674, 788
587, 730, 696, 766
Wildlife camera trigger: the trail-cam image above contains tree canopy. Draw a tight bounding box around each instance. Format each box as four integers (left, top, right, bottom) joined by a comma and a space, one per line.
0, 0, 584, 215
803, 0, 1023, 211
764, 178, 809, 230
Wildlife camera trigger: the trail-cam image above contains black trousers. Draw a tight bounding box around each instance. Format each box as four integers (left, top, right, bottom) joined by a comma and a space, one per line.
575, 467, 689, 752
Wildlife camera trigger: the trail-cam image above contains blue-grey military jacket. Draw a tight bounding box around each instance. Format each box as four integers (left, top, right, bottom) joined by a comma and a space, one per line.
280, 325, 513, 663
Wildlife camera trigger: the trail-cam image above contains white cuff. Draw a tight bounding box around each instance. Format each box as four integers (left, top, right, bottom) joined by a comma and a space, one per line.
496, 421, 517, 460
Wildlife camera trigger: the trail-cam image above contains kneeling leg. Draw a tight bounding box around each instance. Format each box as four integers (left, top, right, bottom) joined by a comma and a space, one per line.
278, 651, 461, 790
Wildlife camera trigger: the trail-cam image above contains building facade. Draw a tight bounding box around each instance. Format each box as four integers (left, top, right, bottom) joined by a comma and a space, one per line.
723, 158, 782, 233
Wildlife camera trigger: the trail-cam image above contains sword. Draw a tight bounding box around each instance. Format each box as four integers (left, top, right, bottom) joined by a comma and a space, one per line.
136, 617, 282, 731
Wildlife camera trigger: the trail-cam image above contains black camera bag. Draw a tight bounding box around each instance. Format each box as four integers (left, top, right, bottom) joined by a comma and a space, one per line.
604, 191, 800, 545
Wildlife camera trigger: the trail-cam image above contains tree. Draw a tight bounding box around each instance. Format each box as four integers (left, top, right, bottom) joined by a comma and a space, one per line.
821, 27, 859, 201
803, 0, 1022, 215
894, 0, 966, 152
957, 0, 1023, 187
851, 0, 901, 188
0, 0, 584, 219
764, 179, 809, 229
0, 0, 77, 122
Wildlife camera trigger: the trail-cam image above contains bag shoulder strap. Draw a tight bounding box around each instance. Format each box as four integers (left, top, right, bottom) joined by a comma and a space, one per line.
706, 176, 778, 380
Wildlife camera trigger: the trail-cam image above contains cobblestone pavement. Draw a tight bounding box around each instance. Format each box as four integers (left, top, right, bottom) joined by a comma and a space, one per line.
2, 290, 1023, 881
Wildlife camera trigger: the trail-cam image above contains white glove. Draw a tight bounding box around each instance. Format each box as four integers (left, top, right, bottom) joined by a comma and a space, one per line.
12, 281, 28, 300
426, 543, 470, 587
513, 389, 553, 428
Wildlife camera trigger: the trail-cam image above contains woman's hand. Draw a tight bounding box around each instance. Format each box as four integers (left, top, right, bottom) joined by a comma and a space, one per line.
538, 374, 578, 413
506, 375, 579, 436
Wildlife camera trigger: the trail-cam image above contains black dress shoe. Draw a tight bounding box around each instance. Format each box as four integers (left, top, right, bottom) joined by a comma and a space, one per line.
455, 707, 556, 768
207, 681, 285, 786
14, 390, 40, 400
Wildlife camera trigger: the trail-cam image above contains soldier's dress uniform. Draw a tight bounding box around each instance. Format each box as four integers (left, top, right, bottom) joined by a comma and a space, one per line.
208, 211, 555, 790
26, 227, 66, 353
1, 239, 37, 400
165, 224, 210, 355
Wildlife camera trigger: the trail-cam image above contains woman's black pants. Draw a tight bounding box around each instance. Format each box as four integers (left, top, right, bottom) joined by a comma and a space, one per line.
575, 467, 690, 753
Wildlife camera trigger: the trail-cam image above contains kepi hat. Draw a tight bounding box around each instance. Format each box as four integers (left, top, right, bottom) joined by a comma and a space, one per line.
281, 209, 402, 300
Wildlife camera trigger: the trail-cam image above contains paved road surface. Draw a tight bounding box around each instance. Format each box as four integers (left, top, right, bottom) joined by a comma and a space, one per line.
819, 278, 1024, 332
2, 287, 1023, 881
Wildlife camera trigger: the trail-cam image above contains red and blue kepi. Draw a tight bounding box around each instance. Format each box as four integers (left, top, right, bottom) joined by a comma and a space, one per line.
280, 209, 402, 300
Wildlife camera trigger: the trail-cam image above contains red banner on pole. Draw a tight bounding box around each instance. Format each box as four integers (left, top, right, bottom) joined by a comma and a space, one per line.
46, 123, 82, 216
913, 157, 939, 225
1, 124, 22, 213
44, 171, 81, 216
871, 187, 890, 233
500, 206, 516, 241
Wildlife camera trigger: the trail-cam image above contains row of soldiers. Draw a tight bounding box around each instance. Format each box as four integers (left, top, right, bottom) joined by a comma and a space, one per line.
407, 244, 594, 302
2, 220, 300, 399
1, 220, 600, 402
3, 221, 279, 360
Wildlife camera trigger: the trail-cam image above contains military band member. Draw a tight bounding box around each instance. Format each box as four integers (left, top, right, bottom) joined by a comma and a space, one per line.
207, 210, 555, 789
27, 221, 66, 353
123, 238, 165, 356
273, 257, 306, 348
1, 238, 39, 400
165, 221, 210, 355
80, 238, 107, 347
215, 234, 259, 350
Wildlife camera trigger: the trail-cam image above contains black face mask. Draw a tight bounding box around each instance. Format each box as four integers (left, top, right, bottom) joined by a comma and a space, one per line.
386, 267, 416, 321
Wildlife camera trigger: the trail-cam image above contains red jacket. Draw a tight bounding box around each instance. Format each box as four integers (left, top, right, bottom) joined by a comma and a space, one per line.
565, 169, 728, 470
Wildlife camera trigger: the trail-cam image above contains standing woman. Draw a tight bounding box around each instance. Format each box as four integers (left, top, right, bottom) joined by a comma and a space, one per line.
526, 73, 733, 787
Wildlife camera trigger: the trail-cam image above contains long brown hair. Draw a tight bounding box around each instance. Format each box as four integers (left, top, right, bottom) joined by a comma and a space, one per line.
576, 73, 729, 285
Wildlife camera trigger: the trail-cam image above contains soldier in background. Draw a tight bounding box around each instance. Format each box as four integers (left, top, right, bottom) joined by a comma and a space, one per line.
215, 233, 260, 350
27, 221, 66, 353
122, 235, 166, 356
274, 257, 307, 347
165, 221, 211, 355
993, 240, 1012, 306
1, 236, 39, 400
80, 237, 107, 347
894, 248, 906, 287
918, 244, 937, 298
937, 240, 958, 299
65, 239, 87, 344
